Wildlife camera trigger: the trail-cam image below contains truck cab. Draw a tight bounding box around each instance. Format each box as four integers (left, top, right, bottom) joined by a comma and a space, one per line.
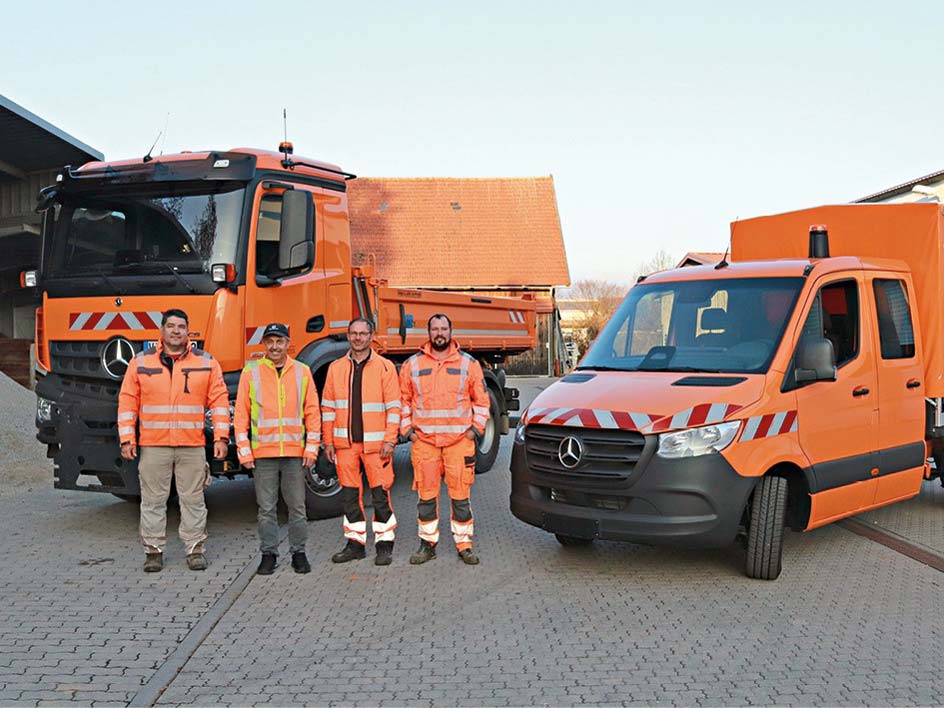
512, 205, 935, 579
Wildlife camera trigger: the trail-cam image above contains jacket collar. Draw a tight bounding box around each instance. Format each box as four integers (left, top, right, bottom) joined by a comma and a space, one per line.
260, 355, 294, 371
156, 338, 193, 359
347, 347, 374, 365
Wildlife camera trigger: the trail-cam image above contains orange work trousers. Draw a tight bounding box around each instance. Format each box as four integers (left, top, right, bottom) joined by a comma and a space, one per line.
336, 443, 396, 545
411, 436, 476, 551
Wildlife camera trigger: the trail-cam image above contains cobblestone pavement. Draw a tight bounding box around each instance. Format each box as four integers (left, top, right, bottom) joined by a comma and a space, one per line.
2, 377, 944, 706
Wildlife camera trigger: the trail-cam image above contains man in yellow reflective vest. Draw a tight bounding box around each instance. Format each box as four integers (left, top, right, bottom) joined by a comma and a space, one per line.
235, 323, 321, 575
323, 318, 401, 566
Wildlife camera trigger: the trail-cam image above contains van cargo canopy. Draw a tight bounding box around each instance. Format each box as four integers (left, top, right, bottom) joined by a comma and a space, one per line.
731, 203, 944, 396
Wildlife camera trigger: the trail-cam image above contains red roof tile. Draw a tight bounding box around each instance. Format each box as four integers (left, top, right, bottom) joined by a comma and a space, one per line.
348, 177, 570, 288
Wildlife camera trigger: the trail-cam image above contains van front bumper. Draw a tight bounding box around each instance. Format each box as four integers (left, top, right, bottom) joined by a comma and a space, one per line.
509, 433, 758, 548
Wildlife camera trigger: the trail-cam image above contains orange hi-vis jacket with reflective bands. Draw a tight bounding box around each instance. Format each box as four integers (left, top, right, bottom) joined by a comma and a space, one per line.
322, 349, 400, 453
118, 340, 230, 448
234, 357, 321, 464
399, 341, 491, 448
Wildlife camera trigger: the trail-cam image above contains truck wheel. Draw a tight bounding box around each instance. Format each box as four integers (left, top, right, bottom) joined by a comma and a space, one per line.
304, 454, 344, 520
475, 387, 501, 474
555, 534, 593, 547
745, 475, 788, 580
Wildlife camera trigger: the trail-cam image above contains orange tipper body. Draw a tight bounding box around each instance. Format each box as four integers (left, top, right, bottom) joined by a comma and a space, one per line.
322, 350, 400, 452
511, 203, 939, 579
34, 146, 532, 500
233, 357, 320, 464
118, 340, 229, 447
400, 341, 491, 448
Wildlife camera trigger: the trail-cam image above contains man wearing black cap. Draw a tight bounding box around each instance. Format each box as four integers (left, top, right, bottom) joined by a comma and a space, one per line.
234, 323, 321, 575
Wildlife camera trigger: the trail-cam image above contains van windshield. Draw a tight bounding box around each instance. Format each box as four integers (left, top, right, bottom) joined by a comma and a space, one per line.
578, 277, 804, 374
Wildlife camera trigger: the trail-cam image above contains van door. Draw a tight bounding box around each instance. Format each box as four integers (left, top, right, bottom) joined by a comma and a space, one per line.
243, 182, 325, 363
793, 276, 879, 527
867, 275, 926, 506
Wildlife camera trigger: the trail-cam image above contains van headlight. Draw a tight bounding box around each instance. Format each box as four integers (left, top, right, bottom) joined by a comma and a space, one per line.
514, 423, 526, 444
36, 397, 55, 423
657, 421, 741, 459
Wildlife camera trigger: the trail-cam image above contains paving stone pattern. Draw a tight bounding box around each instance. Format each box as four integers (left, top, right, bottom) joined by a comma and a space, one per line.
2, 377, 944, 706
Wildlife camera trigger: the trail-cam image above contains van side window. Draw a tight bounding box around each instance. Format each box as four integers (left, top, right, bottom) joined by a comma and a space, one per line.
873, 279, 915, 359
799, 280, 859, 367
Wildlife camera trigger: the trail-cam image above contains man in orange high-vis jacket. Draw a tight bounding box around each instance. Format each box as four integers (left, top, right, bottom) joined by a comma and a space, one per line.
400, 313, 491, 566
118, 309, 229, 573
323, 318, 401, 567
234, 323, 320, 576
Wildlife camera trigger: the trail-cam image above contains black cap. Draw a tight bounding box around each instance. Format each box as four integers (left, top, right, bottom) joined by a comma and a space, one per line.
262, 322, 290, 339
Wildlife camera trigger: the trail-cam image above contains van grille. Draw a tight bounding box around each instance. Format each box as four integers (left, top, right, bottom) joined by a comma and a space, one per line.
524, 424, 648, 483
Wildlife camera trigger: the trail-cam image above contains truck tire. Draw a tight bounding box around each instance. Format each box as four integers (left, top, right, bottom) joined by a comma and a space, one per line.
745, 475, 788, 580
475, 387, 501, 473
555, 534, 593, 547
304, 454, 344, 520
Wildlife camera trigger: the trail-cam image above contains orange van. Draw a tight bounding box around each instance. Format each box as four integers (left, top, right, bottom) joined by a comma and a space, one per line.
511, 203, 941, 579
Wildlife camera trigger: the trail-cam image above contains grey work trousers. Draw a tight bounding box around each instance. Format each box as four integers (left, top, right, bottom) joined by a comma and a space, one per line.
138, 446, 208, 555
253, 457, 308, 555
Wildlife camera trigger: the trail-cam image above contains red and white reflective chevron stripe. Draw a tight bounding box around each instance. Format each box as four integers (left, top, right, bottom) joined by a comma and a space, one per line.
508, 310, 526, 324
740, 410, 798, 441
246, 325, 291, 345
69, 311, 162, 331
525, 406, 656, 431
649, 403, 744, 433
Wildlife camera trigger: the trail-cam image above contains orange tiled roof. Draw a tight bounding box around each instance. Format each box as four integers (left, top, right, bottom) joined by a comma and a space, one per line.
348, 177, 570, 288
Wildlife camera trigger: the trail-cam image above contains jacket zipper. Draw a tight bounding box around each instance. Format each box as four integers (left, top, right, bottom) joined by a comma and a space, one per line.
277, 361, 285, 456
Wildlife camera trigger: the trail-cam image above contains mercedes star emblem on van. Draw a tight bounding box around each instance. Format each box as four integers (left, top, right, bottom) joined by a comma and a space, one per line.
558, 436, 583, 468
101, 337, 135, 379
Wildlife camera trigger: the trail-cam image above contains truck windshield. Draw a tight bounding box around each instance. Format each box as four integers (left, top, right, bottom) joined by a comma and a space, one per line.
44, 182, 245, 279
579, 277, 804, 374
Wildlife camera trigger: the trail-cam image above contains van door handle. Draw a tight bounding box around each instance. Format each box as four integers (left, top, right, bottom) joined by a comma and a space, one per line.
906, 379, 921, 389
852, 387, 870, 397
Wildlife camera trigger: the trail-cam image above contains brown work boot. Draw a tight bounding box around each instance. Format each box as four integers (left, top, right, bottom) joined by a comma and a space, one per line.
143, 553, 163, 573
458, 548, 480, 565
186, 553, 208, 571
332, 540, 366, 563
409, 540, 436, 565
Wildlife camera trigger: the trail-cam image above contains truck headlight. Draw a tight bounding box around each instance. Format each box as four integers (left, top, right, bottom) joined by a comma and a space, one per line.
36, 397, 54, 423
657, 421, 741, 459
514, 422, 526, 444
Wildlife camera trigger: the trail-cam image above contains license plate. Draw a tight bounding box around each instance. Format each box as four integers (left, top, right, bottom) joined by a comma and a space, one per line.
542, 512, 598, 539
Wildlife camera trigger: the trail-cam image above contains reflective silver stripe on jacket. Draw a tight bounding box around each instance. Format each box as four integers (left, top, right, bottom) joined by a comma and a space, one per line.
416, 424, 469, 434
141, 404, 204, 414
140, 421, 204, 429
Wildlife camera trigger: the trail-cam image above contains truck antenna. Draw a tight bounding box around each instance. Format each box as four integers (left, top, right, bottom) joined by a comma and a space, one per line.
279, 109, 294, 168
715, 217, 735, 269
142, 130, 162, 163
159, 112, 170, 156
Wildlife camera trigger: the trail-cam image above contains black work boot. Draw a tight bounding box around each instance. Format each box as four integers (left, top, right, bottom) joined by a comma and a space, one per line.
375, 541, 394, 566
143, 553, 163, 573
291, 551, 311, 574
257, 553, 277, 575
331, 540, 366, 564
409, 540, 437, 565
458, 548, 480, 565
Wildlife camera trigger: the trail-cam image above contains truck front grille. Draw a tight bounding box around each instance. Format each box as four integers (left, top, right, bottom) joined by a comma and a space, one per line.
524, 424, 648, 483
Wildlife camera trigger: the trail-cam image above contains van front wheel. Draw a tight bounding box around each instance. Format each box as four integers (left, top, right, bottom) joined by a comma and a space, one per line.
745, 475, 788, 580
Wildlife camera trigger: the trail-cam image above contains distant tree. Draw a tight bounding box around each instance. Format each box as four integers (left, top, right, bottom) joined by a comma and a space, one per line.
569, 279, 627, 356
638, 249, 674, 276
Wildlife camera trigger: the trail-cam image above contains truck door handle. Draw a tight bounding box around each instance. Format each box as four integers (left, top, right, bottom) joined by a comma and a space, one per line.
906, 379, 921, 389
852, 387, 870, 397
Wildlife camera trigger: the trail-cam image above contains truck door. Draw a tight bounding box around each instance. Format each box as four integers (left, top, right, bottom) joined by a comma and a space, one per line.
867, 275, 926, 506
794, 276, 879, 525
243, 183, 326, 363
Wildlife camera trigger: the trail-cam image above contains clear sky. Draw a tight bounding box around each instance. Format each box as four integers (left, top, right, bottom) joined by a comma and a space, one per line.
3, 1, 942, 283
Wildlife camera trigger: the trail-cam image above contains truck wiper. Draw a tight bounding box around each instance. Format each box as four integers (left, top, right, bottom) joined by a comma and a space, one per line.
575, 365, 626, 372
637, 365, 723, 373
86, 268, 125, 295
114, 261, 197, 294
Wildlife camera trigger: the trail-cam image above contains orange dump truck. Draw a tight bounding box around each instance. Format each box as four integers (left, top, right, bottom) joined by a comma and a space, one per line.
511, 202, 942, 579
26, 147, 534, 518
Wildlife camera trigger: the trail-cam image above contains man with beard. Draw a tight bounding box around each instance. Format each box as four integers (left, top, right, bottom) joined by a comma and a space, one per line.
399, 314, 491, 565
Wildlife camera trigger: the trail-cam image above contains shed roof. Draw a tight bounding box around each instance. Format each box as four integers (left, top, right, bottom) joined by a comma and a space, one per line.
348, 176, 570, 288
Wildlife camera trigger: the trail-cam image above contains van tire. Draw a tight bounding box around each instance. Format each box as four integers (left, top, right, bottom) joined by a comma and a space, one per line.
555, 534, 594, 547
304, 455, 344, 520
474, 387, 502, 474
745, 475, 788, 580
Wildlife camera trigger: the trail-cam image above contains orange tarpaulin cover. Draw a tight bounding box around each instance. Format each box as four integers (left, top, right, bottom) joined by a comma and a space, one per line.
731, 203, 944, 396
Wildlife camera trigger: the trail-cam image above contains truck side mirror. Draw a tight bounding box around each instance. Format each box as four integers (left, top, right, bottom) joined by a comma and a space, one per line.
278, 190, 314, 271
795, 338, 837, 384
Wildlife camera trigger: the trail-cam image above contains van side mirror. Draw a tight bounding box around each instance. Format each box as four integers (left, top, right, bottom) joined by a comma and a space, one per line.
795, 338, 837, 384
278, 190, 314, 271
